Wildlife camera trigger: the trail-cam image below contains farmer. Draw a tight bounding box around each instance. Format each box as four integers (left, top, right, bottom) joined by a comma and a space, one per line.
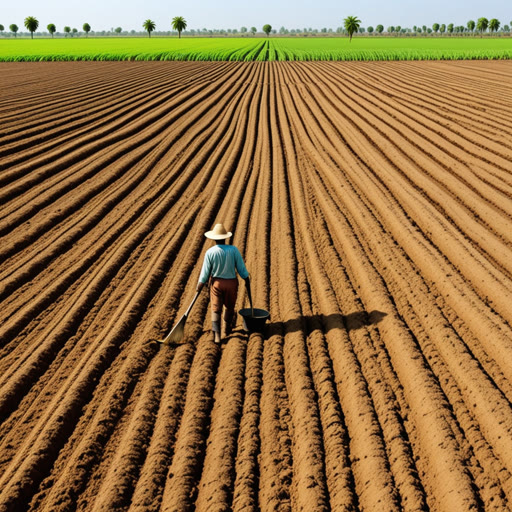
196, 223, 251, 344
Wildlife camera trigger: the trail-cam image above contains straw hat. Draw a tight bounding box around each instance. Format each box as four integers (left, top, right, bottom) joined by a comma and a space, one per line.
205, 223, 232, 240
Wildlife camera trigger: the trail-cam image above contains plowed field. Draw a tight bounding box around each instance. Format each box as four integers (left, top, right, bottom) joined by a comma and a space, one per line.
1, 61, 512, 512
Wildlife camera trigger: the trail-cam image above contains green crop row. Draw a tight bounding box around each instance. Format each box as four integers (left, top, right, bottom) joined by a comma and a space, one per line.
0, 37, 511, 61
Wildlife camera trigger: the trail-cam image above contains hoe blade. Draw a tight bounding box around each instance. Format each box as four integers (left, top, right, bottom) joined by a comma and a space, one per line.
156, 314, 187, 345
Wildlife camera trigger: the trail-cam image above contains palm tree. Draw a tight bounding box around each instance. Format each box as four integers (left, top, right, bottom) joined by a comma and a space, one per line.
47, 23, 56, 38
171, 16, 187, 38
476, 17, 488, 33
262, 24, 272, 36
83, 23, 91, 37
467, 20, 475, 33
489, 18, 500, 33
344, 15, 361, 42
24, 16, 39, 39
142, 19, 156, 37
10, 24, 19, 37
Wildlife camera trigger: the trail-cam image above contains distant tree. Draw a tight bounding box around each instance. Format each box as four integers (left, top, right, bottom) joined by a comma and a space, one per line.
440, 24, 446, 34
447, 23, 454, 34
489, 18, 500, 32
10, 23, 18, 37
432, 23, 440, 33
477, 17, 488, 33
262, 24, 272, 36
83, 23, 91, 37
232, 28, 238, 34
387, 26, 395, 34
271, 29, 276, 34
376, 24, 384, 34
0, 24, 4, 34
427, 28, 432, 33
171, 16, 187, 38
395, 25, 401, 33
503, 25, 510, 33
467, 20, 475, 32
250, 26, 257, 35
24, 16, 39, 38
115, 26, 122, 34
241, 26, 247, 33
142, 19, 156, 37
422, 25, 427, 32
72, 28, 78, 36
367, 26, 374, 34
321, 27, 327, 33
47, 23, 56, 37
417, 28, 422, 33
64, 26, 71, 36
344, 15, 361, 41
358, 27, 365, 33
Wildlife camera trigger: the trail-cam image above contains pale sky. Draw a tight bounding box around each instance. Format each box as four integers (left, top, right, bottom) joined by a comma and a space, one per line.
3, 0, 511, 32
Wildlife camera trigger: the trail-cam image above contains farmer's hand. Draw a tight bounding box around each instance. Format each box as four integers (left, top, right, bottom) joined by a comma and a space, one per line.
196, 282, 205, 293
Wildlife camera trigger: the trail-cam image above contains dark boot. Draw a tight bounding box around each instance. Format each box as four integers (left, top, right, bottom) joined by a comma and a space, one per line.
223, 311, 234, 337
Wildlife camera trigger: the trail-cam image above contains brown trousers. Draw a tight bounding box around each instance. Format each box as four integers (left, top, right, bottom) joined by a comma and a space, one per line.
210, 277, 238, 327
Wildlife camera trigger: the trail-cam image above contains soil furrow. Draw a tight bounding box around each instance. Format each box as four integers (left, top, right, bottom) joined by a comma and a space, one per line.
1, 60, 511, 512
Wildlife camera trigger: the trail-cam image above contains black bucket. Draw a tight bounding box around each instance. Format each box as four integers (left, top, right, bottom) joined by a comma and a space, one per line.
239, 308, 270, 333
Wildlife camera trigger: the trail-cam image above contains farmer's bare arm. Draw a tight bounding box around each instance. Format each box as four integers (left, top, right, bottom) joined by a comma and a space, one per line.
196, 281, 206, 293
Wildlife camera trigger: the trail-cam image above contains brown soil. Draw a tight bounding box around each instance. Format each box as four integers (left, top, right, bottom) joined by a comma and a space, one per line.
1, 60, 512, 512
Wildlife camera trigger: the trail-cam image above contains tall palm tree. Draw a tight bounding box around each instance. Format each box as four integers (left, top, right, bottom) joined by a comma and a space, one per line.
142, 19, 156, 38
171, 16, 187, 38
476, 17, 488, 33
489, 18, 500, 33
24, 16, 39, 39
344, 15, 361, 42
47, 23, 56, 38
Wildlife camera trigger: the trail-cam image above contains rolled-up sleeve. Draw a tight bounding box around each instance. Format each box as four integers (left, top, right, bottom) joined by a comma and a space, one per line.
235, 248, 249, 279
199, 253, 212, 284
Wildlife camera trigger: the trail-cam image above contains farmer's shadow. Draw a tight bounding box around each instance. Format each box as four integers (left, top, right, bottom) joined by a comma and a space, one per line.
266, 310, 388, 336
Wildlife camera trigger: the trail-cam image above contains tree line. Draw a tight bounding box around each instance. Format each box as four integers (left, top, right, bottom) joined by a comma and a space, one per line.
0, 16, 188, 39
1, 15, 510, 39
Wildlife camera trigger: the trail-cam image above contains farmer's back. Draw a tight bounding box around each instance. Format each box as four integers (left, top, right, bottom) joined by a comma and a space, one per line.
199, 245, 248, 282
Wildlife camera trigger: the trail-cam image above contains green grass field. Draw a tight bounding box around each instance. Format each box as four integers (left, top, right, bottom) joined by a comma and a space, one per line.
1, 36, 511, 61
